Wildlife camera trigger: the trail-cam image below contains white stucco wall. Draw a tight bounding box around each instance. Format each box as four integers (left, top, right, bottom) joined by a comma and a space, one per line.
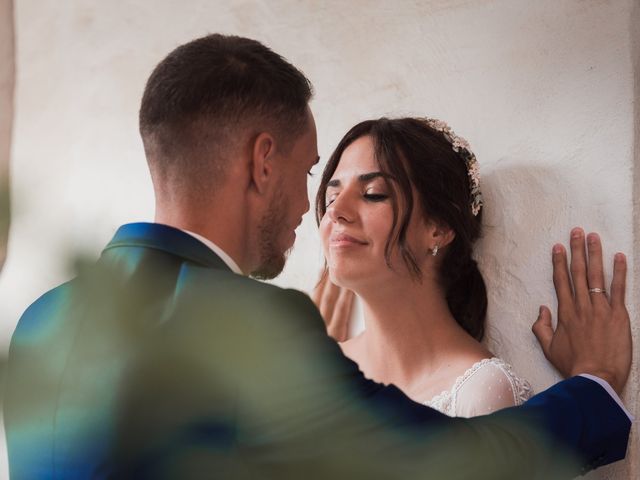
0, 1, 637, 478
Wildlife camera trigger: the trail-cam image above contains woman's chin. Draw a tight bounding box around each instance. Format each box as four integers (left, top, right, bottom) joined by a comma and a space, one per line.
328, 268, 362, 291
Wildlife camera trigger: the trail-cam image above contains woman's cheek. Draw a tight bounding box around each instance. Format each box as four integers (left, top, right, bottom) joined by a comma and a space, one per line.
319, 217, 331, 256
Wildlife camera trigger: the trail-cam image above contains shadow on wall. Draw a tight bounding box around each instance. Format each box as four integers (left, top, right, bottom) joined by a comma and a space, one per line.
474, 164, 573, 364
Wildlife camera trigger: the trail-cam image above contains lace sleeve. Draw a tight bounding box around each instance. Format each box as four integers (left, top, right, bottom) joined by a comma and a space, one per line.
451, 359, 532, 418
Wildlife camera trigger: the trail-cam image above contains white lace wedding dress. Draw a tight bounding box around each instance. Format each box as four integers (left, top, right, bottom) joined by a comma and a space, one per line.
424, 358, 532, 417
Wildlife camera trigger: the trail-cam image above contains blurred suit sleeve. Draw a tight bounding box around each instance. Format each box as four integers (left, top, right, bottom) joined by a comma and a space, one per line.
107, 283, 630, 480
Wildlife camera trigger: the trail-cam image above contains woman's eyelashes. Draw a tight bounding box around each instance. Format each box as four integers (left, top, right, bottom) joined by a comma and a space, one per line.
325, 195, 336, 208
363, 192, 388, 202
324, 189, 389, 208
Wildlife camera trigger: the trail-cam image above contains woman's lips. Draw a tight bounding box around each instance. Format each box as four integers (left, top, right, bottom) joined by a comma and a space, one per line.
329, 232, 367, 248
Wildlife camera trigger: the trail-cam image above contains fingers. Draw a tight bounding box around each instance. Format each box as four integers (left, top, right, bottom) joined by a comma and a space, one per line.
586, 233, 605, 290
311, 269, 328, 305
335, 288, 354, 322
586, 232, 610, 309
569, 228, 590, 308
320, 277, 340, 317
552, 244, 573, 311
532, 306, 554, 358
316, 279, 352, 342
330, 288, 354, 342
610, 252, 627, 308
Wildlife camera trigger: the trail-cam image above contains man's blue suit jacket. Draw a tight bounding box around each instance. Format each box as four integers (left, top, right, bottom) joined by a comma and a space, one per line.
4, 223, 631, 479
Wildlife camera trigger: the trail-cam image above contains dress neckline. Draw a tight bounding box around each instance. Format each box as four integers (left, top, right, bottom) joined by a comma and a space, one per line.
424, 357, 503, 406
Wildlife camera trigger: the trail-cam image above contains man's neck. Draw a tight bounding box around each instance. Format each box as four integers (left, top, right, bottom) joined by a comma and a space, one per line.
180, 228, 243, 274
154, 203, 251, 274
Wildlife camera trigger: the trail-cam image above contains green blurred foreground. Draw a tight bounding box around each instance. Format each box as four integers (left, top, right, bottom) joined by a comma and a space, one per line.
2, 224, 577, 479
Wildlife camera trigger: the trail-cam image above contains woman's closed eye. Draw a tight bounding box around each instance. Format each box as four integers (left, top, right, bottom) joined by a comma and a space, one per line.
363, 192, 388, 202
325, 193, 337, 207
325, 190, 389, 207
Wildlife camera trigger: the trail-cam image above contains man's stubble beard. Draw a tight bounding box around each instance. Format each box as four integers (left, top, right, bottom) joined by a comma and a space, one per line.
250, 188, 292, 280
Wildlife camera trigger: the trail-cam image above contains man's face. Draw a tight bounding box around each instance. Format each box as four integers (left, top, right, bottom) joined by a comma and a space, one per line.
251, 110, 319, 279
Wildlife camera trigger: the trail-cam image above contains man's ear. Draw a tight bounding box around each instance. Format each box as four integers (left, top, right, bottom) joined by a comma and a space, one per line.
249, 132, 276, 194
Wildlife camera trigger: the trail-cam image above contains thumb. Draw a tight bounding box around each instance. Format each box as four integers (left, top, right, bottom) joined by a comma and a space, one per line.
532, 306, 554, 358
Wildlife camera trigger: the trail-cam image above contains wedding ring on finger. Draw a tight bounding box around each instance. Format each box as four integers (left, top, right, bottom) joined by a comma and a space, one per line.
588, 287, 607, 295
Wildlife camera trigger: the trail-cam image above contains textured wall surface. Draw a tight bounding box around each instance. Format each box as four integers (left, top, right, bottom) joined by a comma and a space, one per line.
631, 0, 640, 474
0, 1, 637, 479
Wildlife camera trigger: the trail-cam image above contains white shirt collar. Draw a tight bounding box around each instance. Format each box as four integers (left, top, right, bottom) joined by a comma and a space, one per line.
180, 228, 243, 275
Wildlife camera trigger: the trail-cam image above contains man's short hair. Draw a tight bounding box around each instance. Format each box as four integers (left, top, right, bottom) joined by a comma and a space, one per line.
139, 34, 313, 196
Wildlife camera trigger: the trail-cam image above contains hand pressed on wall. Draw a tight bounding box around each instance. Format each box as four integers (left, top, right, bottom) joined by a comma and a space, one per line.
312, 271, 354, 343
532, 228, 632, 395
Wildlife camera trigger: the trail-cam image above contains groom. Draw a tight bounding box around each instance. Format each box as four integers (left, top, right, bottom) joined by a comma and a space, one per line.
4, 34, 632, 479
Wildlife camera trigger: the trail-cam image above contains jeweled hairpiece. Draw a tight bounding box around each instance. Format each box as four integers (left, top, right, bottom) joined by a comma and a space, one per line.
422, 117, 483, 216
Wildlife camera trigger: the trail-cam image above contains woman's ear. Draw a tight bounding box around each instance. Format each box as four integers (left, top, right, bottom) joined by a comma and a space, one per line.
425, 220, 455, 251
249, 132, 276, 194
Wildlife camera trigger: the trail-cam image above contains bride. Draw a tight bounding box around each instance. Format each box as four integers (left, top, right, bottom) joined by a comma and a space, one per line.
313, 117, 531, 417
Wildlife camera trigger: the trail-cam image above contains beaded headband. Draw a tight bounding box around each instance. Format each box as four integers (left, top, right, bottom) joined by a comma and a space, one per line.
422, 118, 483, 216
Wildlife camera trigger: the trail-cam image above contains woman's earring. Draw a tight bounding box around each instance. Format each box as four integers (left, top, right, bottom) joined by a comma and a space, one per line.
431, 245, 439, 257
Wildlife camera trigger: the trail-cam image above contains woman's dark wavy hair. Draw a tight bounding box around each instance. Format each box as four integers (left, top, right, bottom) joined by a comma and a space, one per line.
315, 117, 487, 341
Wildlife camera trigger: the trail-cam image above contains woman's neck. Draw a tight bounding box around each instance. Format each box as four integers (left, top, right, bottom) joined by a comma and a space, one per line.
343, 273, 490, 399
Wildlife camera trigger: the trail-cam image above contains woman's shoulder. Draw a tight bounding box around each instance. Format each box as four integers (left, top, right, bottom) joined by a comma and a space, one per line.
423, 357, 533, 418
451, 357, 533, 417
454, 358, 532, 397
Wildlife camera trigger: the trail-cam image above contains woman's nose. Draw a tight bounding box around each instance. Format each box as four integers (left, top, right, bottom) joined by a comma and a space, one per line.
327, 192, 354, 223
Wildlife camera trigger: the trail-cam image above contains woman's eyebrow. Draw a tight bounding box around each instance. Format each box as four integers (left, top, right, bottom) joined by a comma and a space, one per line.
359, 171, 393, 182
327, 171, 393, 188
